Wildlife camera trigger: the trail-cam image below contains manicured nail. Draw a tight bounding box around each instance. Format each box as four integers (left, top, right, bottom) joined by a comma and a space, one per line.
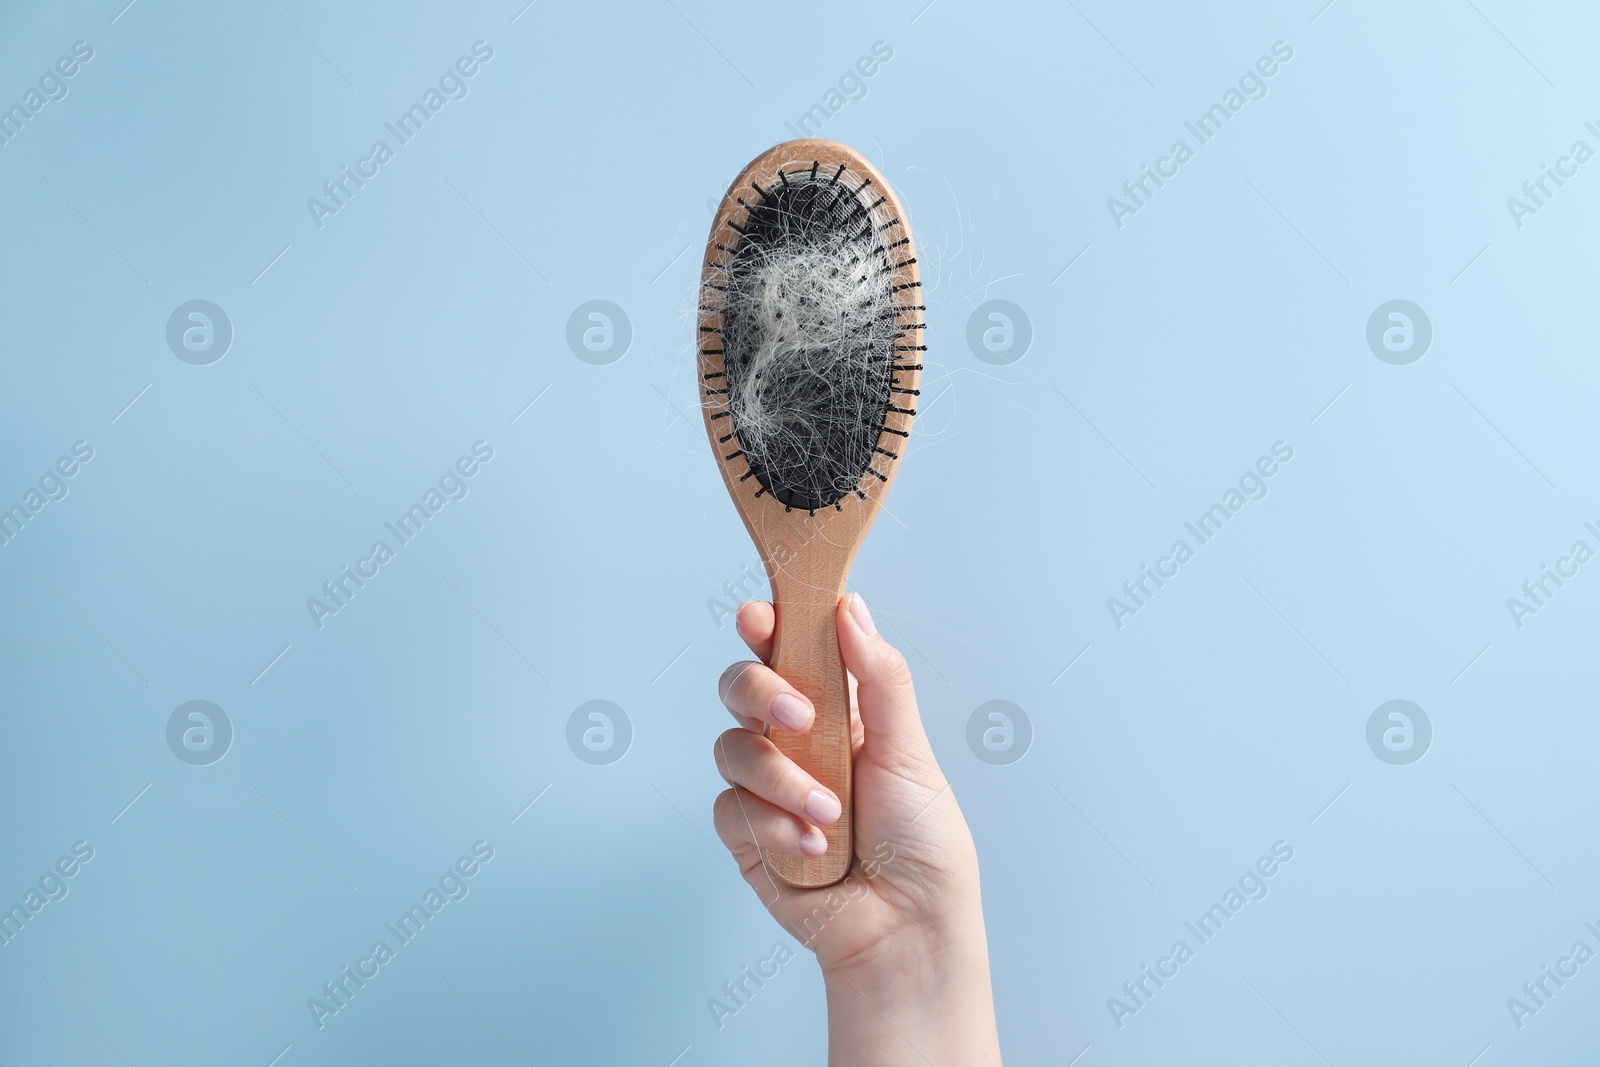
804, 789, 842, 825
848, 592, 877, 636
800, 827, 828, 856
770, 692, 812, 733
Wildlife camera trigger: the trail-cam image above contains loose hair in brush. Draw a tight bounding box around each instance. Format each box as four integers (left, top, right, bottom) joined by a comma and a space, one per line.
717, 160, 917, 510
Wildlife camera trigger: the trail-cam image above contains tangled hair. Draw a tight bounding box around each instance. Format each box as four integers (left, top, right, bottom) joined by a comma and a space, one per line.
720, 169, 900, 511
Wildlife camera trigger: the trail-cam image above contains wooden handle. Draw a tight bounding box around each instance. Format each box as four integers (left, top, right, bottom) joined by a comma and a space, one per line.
764, 575, 852, 888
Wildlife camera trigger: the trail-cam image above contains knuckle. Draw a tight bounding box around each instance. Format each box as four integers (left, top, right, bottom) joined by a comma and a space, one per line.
876, 643, 913, 688
775, 757, 816, 801
713, 729, 754, 773
717, 661, 751, 702
763, 759, 804, 802
711, 787, 739, 825
718, 660, 765, 707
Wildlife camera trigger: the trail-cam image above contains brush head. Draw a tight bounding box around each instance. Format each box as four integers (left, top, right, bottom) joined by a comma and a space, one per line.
701, 142, 922, 516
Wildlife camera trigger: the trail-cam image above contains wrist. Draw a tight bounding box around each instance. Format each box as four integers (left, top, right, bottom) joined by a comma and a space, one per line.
820, 910, 1000, 1066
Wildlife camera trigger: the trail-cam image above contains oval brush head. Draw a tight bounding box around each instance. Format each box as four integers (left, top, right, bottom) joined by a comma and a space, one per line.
700, 140, 923, 888
721, 168, 903, 511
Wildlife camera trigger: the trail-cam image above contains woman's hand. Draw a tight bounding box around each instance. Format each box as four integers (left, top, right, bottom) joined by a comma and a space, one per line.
712, 593, 1002, 1065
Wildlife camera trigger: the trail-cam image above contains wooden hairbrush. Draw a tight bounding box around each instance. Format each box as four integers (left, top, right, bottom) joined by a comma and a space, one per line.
699, 140, 923, 888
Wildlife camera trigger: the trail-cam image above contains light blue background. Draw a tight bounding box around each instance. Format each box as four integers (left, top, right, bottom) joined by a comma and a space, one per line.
2, 0, 1597, 1063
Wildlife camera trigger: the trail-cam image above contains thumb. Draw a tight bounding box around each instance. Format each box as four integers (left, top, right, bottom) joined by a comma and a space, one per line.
836, 593, 935, 766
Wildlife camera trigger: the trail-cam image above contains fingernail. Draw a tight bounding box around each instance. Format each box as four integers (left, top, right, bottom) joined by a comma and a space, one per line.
804, 789, 842, 825
770, 692, 812, 733
848, 593, 877, 636
800, 827, 828, 856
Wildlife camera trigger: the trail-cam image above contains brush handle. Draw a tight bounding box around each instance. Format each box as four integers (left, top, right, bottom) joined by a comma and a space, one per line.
765, 577, 853, 888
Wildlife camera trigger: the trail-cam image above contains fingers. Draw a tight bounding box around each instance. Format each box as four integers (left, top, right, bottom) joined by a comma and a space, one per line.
735, 600, 775, 663
718, 658, 814, 735
836, 593, 931, 759
714, 786, 829, 858
713, 728, 842, 828
725, 595, 921, 752
717, 601, 834, 866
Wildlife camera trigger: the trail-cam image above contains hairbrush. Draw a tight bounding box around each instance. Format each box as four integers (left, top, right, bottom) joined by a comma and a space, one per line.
698, 139, 923, 888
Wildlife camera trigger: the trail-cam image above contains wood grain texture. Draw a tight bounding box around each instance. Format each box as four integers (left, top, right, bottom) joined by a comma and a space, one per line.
699, 140, 922, 888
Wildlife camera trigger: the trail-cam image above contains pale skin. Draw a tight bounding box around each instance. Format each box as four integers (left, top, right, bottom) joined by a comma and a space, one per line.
712, 593, 1003, 1066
